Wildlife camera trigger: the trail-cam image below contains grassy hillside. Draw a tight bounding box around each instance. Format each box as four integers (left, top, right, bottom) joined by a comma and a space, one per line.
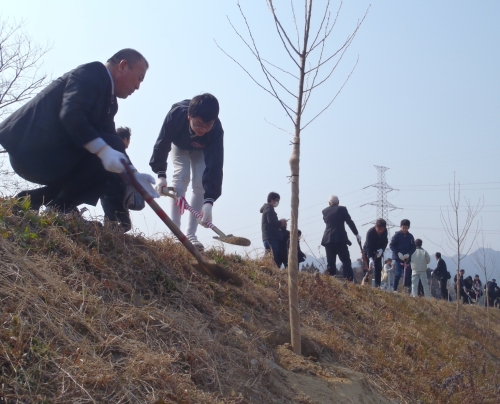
1, 197, 500, 403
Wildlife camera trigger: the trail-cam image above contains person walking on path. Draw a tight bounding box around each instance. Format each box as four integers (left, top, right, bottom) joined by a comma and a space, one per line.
389, 219, 416, 293
260, 192, 283, 268
363, 218, 388, 287
150, 94, 223, 251
0, 49, 158, 214
410, 239, 431, 298
432, 252, 452, 301
321, 195, 361, 281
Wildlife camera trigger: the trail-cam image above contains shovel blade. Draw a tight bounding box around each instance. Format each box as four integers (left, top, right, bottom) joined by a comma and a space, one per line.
190, 260, 243, 287
213, 234, 251, 247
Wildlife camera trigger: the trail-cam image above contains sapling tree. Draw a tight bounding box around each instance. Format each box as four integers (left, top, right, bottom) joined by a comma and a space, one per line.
218, 0, 368, 353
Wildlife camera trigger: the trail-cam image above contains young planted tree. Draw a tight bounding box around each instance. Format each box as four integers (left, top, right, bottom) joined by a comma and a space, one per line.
440, 174, 482, 333
218, 0, 368, 353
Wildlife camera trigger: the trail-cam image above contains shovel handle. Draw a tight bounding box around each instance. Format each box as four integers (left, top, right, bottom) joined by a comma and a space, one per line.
163, 192, 229, 238
119, 162, 207, 270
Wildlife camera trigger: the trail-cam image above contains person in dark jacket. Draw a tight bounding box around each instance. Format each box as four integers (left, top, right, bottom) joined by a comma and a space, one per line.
485, 279, 498, 308
472, 274, 483, 302
277, 219, 290, 268
432, 252, 452, 301
150, 94, 223, 251
363, 218, 388, 287
462, 275, 475, 304
321, 195, 361, 281
389, 219, 416, 293
0, 49, 158, 216
280, 226, 306, 268
454, 269, 467, 302
260, 192, 282, 267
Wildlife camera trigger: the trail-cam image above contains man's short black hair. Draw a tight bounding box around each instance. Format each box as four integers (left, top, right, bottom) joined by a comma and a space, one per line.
435, 252, 441, 258
116, 126, 131, 141
267, 192, 280, 203
107, 48, 149, 68
460, 269, 465, 273
188, 93, 219, 122
375, 218, 387, 228
298, 230, 302, 236
400, 219, 410, 228
415, 238, 422, 247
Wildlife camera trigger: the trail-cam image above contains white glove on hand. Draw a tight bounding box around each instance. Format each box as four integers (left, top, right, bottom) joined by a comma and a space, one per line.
376, 248, 383, 258
403, 254, 409, 260
369, 257, 374, 269
97, 145, 127, 173
134, 172, 160, 198
197, 203, 213, 228
154, 177, 169, 195
356, 234, 362, 243
398, 252, 404, 261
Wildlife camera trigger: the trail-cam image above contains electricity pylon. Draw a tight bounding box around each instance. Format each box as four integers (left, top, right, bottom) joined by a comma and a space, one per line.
361, 165, 399, 232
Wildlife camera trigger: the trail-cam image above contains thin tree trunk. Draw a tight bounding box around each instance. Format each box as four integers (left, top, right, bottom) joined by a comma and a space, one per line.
287, 1, 311, 355
456, 206, 461, 334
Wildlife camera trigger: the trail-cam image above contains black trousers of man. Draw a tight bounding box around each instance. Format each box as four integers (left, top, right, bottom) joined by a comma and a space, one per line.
373, 256, 383, 287
13, 132, 127, 214
325, 242, 353, 281
438, 279, 451, 301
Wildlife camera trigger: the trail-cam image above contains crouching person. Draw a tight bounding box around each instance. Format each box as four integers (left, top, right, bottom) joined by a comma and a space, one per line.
411, 239, 431, 298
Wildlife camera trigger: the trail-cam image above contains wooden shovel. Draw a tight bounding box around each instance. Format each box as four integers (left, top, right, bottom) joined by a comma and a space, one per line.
119, 162, 243, 287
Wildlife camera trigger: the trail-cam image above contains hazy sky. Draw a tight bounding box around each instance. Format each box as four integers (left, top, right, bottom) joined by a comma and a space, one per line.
2, 0, 500, 273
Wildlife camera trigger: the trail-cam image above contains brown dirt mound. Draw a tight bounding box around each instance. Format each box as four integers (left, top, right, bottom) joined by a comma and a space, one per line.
1, 197, 500, 403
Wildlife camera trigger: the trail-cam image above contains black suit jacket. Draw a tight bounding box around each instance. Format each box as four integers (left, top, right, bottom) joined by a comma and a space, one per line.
321, 205, 358, 246
0, 62, 117, 185
434, 258, 448, 279
363, 226, 388, 259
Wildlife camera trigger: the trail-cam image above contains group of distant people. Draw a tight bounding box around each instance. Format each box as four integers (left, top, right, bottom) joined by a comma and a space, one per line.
261, 194, 500, 305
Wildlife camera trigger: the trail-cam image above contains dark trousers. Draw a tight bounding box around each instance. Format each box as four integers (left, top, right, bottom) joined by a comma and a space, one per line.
264, 239, 281, 268
373, 256, 383, 287
12, 132, 126, 211
324, 242, 353, 281
100, 180, 131, 232
438, 279, 451, 301
393, 260, 411, 293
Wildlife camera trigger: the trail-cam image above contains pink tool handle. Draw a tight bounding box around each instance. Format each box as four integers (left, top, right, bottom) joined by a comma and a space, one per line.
179, 197, 215, 230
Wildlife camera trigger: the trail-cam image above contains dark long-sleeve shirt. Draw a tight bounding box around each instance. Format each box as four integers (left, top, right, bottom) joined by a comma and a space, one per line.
363, 226, 388, 259
149, 100, 224, 202
389, 230, 416, 262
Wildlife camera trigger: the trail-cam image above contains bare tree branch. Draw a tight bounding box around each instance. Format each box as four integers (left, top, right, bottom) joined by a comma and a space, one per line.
290, 0, 301, 50
0, 18, 51, 119
301, 56, 358, 130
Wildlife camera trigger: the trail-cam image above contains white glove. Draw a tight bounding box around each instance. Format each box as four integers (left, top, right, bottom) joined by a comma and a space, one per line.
398, 252, 404, 261
356, 234, 362, 243
376, 249, 383, 258
134, 172, 160, 198
369, 257, 374, 269
154, 177, 169, 195
97, 145, 127, 173
197, 203, 213, 228
403, 254, 409, 260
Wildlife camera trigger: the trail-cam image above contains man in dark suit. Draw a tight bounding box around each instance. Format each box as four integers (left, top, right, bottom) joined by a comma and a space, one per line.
321, 195, 361, 281
363, 218, 389, 287
432, 252, 451, 301
0, 48, 158, 218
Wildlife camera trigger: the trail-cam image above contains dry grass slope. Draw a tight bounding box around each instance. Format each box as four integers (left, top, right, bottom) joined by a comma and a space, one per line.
0, 197, 499, 403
